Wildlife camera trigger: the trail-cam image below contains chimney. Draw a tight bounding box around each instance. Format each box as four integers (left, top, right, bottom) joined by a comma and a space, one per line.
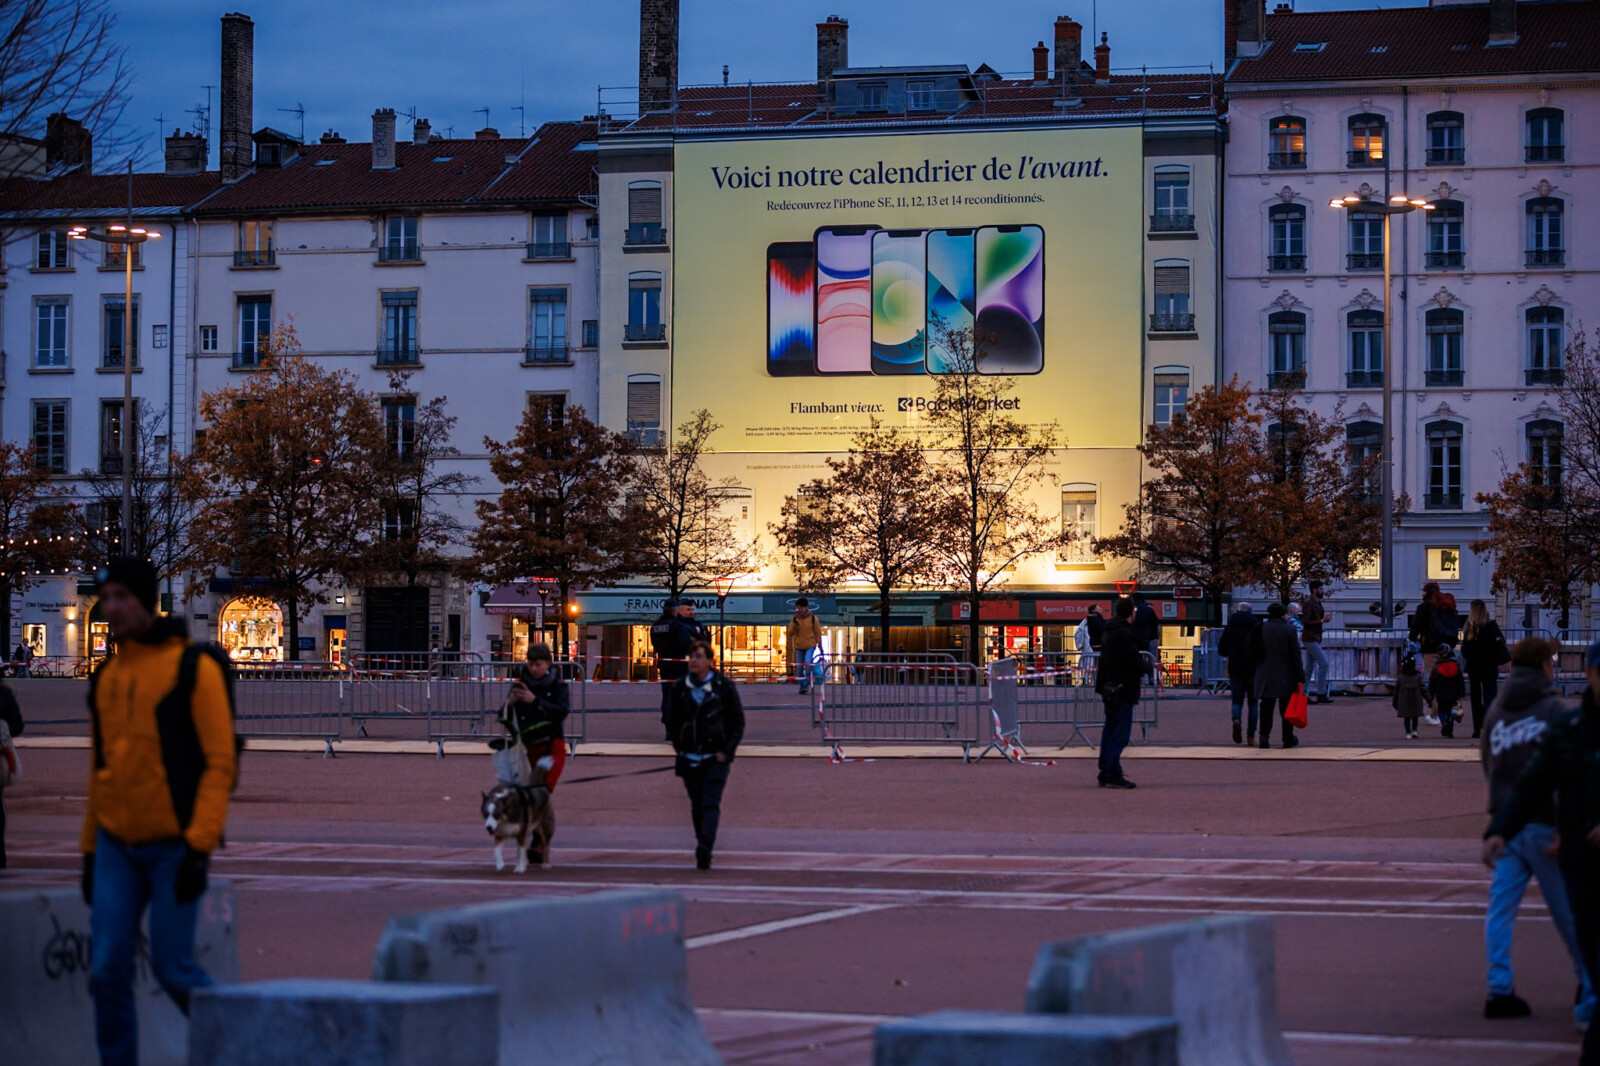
219, 12, 254, 183
412, 119, 431, 145
638, 0, 680, 113
1033, 42, 1049, 84
817, 16, 849, 109
1094, 32, 1111, 84
1054, 16, 1082, 99
164, 131, 205, 175
319, 129, 345, 144
474, 127, 500, 140
371, 108, 396, 170
1229, 0, 1266, 62
1488, 0, 1517, 44
44, 114, 92, 171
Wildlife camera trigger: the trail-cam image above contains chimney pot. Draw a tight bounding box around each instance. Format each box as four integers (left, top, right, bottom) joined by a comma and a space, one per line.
45, 113, 92, 171
817, 16, 850, 110
1054, 16, 1083, 99
319, 129, 345, 144
1033, 42, 1049, 84
1488, 0, 1516, 42
638, 0, 681, 113
1229, 0, 1267, 62
219, 12, 254, 183
164, 130, 205, 174
1094, 31, 1111, 84
474, 127, 500, 140
412, 118, 431, 145
371, 108, 397, 170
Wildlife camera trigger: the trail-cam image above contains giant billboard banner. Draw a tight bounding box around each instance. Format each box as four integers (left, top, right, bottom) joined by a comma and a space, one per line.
673, 127, 1143, 452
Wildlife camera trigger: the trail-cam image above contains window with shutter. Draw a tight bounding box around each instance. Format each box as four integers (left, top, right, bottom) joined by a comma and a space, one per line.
627, 376, 662, 447
1060, 485, 1098, 563
1152, 260, 1191, 328
627, 182, 665, 245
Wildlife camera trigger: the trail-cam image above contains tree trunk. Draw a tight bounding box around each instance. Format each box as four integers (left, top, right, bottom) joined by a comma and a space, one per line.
966, 589, 983, 678
286, 595, 300, 662
1208, 585, 1224, 627
878, 590, 892, 657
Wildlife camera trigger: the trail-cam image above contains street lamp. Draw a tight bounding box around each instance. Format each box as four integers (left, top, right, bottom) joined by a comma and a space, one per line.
530, 577, 557, 646
712, 574, 738, 660
1327, 191, 1434, 631
68, 161, 160, 547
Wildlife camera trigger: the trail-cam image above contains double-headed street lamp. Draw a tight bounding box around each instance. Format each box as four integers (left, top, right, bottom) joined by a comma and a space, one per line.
1327, 192, 1433, 631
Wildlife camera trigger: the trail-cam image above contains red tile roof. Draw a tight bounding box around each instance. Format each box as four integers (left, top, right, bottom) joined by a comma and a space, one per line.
1229, 1, 1600, 84
0, 171, 223, 216
476, 121, 597, 204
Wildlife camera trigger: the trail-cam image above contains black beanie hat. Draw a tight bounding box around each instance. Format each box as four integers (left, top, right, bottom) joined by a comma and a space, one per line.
95, 556, 160, 614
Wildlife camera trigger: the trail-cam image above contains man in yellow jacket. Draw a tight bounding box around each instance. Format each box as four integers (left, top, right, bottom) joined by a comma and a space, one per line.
82, 558, 236, 1066
787, 597, 824, 694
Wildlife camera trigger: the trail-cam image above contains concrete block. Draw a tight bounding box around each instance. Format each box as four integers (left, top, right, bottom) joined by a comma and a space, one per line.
189, 979, 497, 1066
373, 889, 720, 1066
874, 1011, 1178, 1066
1026, 914, 1294, 1066
0, 883, 238, 1066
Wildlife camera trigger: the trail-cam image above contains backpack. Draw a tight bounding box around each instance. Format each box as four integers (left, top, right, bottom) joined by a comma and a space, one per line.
1430, 593, 1461, 644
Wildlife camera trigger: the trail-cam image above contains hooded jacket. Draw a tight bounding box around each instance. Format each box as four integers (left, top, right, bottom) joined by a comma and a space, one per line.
1488, 689, 1600, 878
502, 665, 569, 747
1480, 666, 1564, 823
1429, 656, 1466, 708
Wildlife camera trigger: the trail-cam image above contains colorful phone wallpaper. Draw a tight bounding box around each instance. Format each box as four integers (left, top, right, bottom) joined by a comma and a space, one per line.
766, 242, 815, 377
815, 226, 877, 374
976, 224, 1045, 374
925, 228, 976, 374
871, 230, 927, 375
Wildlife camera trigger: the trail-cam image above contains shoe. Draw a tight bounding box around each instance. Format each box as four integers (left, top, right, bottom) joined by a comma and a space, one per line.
1282, 736, 1299, 750
1098, 777, 1137, 790
1258, 736, 1271, 749
1409, 731, 1418, 739
1246, 733, 1256, 746
695, 846, 712, 871
1484, 992, 1532, 1019
1233, 721, 1243, 744
526, 846, 544, 867
1315, 695, 1332, 705
1424, 714, 1441, 726
798, 686, 809, 695
1441, 728, 1455, 739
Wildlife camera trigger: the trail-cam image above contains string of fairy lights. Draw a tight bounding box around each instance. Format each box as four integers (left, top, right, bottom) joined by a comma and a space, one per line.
7, 523, 130, 577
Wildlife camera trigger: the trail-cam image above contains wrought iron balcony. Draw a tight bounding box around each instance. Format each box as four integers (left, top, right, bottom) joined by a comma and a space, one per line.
1526, 367, 1565, 386
1149, 212, 1194, 233
1525, 249, 1565, 268
1268, 151, 1306, 169
625, 223, 666, 246
232, 248, 276, 267
1425, 368, 1464, 387
524, 344, 570, 364
525, 241, 571, 259
1525, 145, 1565, 163
1267, 369, 1307, 390
1347, 150, 1384, 168
375, 345, 421, 366
378, 243, 421, 263
233, 349, 265, 369
625, 322, 666, 342
1345, 370, 1382, 388
1347, 253, 1383, 271
1148, 313, 1195, 333
1424, 491, 1463, 510
1269, 254, 1306, 272
1425, 147, 1464, 166
1424, 251, 1464, 269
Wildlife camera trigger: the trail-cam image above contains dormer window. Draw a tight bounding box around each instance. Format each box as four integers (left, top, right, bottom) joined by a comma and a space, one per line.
907, 80, 934, 111
858, 82, 887, 111
257, 142, 282, 167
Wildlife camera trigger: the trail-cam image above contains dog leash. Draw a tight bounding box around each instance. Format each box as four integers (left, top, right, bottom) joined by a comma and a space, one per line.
560, 764, 677, 785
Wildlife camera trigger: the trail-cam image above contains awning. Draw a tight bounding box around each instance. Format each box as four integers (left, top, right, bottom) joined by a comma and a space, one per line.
482, 586, 554, 616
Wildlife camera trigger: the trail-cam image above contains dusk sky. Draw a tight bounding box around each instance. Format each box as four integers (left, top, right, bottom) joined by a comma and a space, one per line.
113, 0, 1424, 167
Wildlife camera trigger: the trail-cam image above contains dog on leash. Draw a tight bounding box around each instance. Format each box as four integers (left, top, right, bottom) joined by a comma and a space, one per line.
480, 783, 554, 873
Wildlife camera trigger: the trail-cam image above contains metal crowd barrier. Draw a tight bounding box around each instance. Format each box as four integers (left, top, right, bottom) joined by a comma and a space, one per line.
1320, 629, 1406, 694
231, 666, 347, 756
1192, 629, 1229, 692
1005, 651, 1161, 750
425, 659, 587, 757
809, 659, 986, 759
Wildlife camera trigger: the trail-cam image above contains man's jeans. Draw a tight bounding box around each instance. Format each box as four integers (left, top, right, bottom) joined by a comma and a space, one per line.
1303, 641, 1330, 698
793, 647, 817, 693
1098, 700, 1135, 783
1229, 679, 1258, 735
91, 830, 214, 1066
1485, 823, 1596, 1023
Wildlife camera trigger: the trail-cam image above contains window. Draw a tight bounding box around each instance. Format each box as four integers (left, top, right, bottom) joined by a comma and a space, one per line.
1527, 307, 1564, 385
34, 299, 68, 368
1527, 419, 1563, 491
200, 325, 218, 353
1150, 260, 1192, 332
627, 273, 664, 341
626, 181, 664, 245
381, 215, 420, 261
1269, 116, 1307, 168
1425, 200, 1463, 269
1425, 420, 1463, 508
858, 82, 887, 111
236, 295, 273, 367
1346, 420, 1383, 500
102, 296, 139, 369
1526, 108, 1564, 162
1425, 308, 1463, 386
1425, 111, 1464, 165
581, 319, 599, 348
1267, 422, 1307, 484
528, 213, 569, 259
32, 401, 67, 473
382, 501, 417, 543
104, 240, 142, 270
1268, 311, 1306, 388
382, 396, 416, 460
1526, 198, 1563, 268
1060, 485, 1098, 563
1347, 207, 1383, 270
626, 375, 662, 446
235, 220, 274, 266
1151, 166, 1192, 231
99, 399, 138, 475
1347, 113, 1386, 167
35, 229, 69, 269
1152, 368, 1190, 427
379, 291, 419, 364
585, 215, 600, 241
907, 80, 935, 111
1426, 546, 1462, 581
1268, 204, 1305, 271
1350, 552, 1381, 582
528, 289, 569, 362
152, 324, 167, 349
529, 393, 565, 431
1347, 309, 1383, 387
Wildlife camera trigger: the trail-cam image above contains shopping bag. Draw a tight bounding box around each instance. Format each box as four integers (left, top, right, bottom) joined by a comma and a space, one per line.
1284, 684, 1310, 729
491, 742, 533, 786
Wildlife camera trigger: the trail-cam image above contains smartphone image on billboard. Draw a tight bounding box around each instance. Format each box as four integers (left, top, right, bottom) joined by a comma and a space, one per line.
766, 242, 816, 377
814, 225, 878, 375
925, 228, 976, 374
975, 224, 1045, 375
870, 229, 927, 375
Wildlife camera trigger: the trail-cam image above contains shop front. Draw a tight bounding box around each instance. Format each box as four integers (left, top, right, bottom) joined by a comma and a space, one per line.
218, 596, 284, 663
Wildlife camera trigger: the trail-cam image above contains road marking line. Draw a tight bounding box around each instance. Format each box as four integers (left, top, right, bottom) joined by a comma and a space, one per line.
686, 904, 895, 949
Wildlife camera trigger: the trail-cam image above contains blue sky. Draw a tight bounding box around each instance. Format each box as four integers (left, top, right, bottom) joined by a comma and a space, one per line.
111, 0, 1425, 167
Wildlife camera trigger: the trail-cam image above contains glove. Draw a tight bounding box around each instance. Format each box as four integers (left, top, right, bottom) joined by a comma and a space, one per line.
174, 848, 209, 905
81, 853, 95, 906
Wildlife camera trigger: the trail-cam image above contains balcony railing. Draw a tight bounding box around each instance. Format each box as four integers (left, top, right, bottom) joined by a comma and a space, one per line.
1148, 313, 1195, 333
375, 345, 421, 366
1526, 367, 1565, 386
525, 241, 571, 259
1269, 254, 1306, 272
1425, 147, 1464, 166
1149, 213, 1194, 233
1424, 491, 1464, 510
625, 322, 666, 342
233, 248, 276, 267
378, 243, 421, 263
1347, 150, 1384, 168
1425, 368, 1464, 387
233, 349, 265, 369
1347, 253, 1382, 271
1267, 369, 1307, 390
1424, 251, 1464, 269
524, 344, 570, 364
1525, 145, 1565, 163
628, 427, 662, 448
1268, 151, 1305, 169
1526, 249, 1565, 268
1346, 370, 1382, 388
99, 454, 122, 476
625, 223, 666, 246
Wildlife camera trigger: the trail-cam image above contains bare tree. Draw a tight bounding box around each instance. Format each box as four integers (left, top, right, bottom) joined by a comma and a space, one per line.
0, 440, 79, 647
78, 404, 203, 587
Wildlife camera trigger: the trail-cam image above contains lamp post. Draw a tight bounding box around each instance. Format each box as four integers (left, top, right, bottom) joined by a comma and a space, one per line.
531, 577, 557, 647
1327, 192, 1433, 630
712, 575, 738, 660
68, 162, 160, 548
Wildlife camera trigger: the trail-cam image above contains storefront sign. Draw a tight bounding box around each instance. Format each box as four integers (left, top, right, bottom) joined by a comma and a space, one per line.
1172, 586, 1203, 600
1036, 600, 1112, 621
953, 600, 1021, 621
573, 592, 768, 619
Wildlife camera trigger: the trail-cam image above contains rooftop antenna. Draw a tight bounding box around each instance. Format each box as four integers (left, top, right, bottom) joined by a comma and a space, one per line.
276, 102, 305, 142
154, 112, 165, 149
402, 106, 418, 128
441, 124, 456, 138
474, 106, 490, 130
513, 77, 526, 137
723, 64, 730, 86
186, 84, 214, 162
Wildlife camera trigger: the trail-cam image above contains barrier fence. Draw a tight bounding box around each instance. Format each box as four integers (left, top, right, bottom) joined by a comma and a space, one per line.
1006, 652, 1162, 750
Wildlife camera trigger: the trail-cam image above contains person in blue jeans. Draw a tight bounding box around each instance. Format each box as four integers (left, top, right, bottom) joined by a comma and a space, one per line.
1480, 636, 1595, 1024
1093, 598, 1144, 789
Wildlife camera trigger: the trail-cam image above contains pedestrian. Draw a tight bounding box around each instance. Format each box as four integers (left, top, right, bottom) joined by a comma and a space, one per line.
678, 599, 713, 645
1430, 645, 1467, 739
787, 597, 823, 694
1393, 650, 1427, 740
664, 641, 745, 870
651, 598, 693, 721
1483, 638, 1600, 1062
1252, 602, 1305, 749
12, 640, 33, 678
0, 677, 21, 868
1301, 580, 1333, 705
1479, 637, 1595, 1024
1131, 594, 1160, 655
1085, 603, 1106, 652
1461, 600, 1510, 739
1411, 581, 1462, 705
82, 557, 237, 1066
1093, 598, 1144, 789
499, 643, 568, 865
1218, 603, 1262, 745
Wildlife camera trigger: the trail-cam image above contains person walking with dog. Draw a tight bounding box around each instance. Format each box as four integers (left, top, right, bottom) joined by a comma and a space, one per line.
1093, 598, 1144, 789
80, 557, 236, 1066
664, 640, 745, 870
499, 643, 568, 866
787, 597, 823, 694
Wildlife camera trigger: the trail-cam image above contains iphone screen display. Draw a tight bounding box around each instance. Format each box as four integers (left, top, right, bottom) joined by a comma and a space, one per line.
871, 229, 927, 375
925, 228, 976, 374
815, 225, 878, 374
975, 224, 1044, 374
767, 242, 816, 376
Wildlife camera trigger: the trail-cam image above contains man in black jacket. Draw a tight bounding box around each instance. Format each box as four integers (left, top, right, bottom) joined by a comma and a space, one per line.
1218, 604, 1262, 745
1485, 640, 1600, 1061
664, 641, 746, 870
651, 599, 694, 720
1094, 598, 1145, 789
0, 680, 21, 868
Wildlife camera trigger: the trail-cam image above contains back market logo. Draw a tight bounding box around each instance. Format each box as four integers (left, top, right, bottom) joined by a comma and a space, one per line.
897, 396, 1023, 413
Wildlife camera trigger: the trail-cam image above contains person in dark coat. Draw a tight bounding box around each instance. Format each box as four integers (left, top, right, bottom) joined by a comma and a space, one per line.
1218, 604, 1262, 745
651, 598, 695, 720
0, 681, 21, 868
1252, 602, 1305, 749
1430, 646, 1467, 739
1393, 651, 1428, 739
1130, 594, 1160, 654
1085, 604, 1106, 652
1094, 598, 1145, 789
1460, 599, 1509, 739
664, 640, 746, 870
